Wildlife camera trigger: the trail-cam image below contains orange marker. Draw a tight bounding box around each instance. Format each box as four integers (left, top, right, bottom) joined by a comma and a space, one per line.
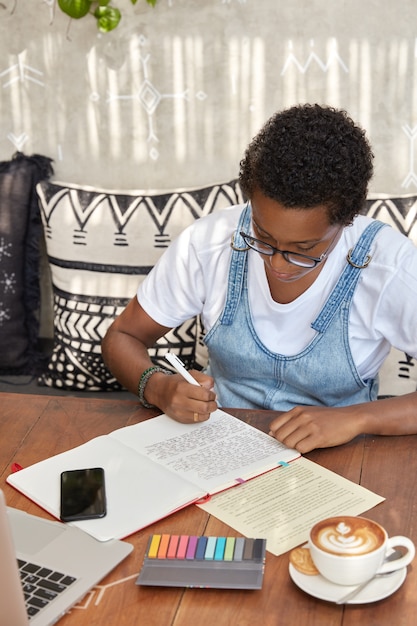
157, 534, 171, 559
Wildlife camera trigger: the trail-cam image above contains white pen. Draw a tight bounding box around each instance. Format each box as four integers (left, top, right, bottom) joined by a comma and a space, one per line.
165, 352, 200, 386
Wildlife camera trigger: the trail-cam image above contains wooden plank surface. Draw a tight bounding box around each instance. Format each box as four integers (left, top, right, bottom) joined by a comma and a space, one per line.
0, 393, 416, 625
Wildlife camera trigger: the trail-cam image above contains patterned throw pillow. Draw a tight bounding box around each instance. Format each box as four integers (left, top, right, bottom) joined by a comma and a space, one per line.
0, 153, 53, 374
364, 193, 417, 243
378, 348, 417, 398
363, 194, 417, 397
36, 179, 243, 391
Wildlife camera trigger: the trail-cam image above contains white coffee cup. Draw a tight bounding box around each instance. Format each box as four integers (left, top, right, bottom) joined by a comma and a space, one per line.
309, 516, 415, 586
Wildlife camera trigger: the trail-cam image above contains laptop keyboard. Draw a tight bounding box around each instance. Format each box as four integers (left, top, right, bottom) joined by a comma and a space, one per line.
18, 559, 78, 619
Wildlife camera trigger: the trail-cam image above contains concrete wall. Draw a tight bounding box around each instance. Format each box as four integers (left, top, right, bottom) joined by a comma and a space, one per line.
1, 0, 417, 193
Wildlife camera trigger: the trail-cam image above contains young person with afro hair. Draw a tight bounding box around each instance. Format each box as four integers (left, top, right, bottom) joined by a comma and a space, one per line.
102, 104, 417, 453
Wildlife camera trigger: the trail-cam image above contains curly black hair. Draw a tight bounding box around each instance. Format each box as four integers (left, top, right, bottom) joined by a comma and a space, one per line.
238, 104, 374, 225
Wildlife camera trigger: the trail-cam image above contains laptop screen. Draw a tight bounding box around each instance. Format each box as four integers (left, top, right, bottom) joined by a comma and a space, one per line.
0, 490, 29, 626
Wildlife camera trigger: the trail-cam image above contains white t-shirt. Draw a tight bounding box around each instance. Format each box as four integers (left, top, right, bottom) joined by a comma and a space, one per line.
138, 205, 417, 380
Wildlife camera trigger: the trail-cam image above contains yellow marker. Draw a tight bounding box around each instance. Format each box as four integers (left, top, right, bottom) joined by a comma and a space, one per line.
148, 534, 161, 558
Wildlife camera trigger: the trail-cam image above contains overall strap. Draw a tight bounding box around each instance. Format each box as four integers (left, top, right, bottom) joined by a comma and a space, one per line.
220, 202, 252, 325
311, 220, 387, 333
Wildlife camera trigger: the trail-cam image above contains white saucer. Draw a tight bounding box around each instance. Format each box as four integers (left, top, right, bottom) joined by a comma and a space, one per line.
289, 563, 407, 604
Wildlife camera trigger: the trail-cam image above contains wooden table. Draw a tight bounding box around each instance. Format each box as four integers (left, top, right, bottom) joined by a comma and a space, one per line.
1, 392, 416, 626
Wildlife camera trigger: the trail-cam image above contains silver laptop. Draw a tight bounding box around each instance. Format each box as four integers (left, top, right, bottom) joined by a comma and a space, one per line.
0, 490, 133, 626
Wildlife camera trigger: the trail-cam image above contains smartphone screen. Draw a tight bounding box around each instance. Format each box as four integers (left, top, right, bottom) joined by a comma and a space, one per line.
60, 467, 106, 522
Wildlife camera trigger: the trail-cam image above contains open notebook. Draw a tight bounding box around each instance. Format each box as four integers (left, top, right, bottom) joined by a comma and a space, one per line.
0, 490, 133, 626
7, 409, 300, 541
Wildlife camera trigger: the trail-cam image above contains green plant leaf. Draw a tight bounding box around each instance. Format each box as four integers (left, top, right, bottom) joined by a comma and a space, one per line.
94, 6, 121, 32
58, 0, 92, 19
57, 0, 157, 32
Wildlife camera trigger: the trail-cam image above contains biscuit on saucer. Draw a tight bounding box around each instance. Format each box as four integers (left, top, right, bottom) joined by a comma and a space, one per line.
289, 547, 319, 576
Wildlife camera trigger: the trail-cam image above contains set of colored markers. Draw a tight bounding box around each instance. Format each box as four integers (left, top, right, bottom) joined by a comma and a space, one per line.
136, 534, 267, 589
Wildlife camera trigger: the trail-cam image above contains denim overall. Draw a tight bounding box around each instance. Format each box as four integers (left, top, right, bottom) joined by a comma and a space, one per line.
205, 205, 387, 410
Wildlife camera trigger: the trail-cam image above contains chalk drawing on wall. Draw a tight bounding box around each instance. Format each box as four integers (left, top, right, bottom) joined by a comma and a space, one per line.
105, 52, 206, 160
401, 124, 417, 189
41, 0, 55, 22
281, 40, 348, 75
7, 133, 29, 151
0, 55, 45, 88
1, 54, 44, 149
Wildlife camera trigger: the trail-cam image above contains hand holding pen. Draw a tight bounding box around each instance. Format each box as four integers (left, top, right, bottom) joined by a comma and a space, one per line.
165, 352, 217, 422
165, 352, 201, 387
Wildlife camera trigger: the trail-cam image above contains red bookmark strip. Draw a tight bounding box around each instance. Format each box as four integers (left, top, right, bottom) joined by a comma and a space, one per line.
167, 535, 180, 559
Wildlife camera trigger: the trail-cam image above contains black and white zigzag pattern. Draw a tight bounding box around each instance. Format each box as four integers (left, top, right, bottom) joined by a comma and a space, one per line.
362, 195, 417, 396
363, 195, 417, 242
38, 179, 244, 251
40, 290, 204, 391
36, 179, 243, 391
36, 181, 417, 394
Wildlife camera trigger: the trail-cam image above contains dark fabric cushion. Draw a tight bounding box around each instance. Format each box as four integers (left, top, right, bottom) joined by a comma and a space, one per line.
0, 153, 53, 374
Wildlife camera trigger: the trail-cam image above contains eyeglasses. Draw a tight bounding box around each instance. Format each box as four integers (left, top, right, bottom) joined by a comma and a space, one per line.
239, 229, 340, 268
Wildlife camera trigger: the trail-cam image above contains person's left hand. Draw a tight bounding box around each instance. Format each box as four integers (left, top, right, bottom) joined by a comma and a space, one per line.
268, 405, 364, 453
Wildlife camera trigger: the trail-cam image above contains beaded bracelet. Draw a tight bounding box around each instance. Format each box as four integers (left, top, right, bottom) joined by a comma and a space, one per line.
137, 366, 173, 408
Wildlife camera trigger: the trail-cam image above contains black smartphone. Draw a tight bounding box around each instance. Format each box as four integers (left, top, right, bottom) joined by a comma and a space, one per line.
60, 467, 106, 522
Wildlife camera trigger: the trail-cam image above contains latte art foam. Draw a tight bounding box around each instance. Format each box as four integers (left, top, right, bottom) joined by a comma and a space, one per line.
311, 517, 385, 556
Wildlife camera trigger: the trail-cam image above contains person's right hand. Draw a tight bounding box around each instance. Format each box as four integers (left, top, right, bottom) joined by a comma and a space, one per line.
146, 370, 218, 424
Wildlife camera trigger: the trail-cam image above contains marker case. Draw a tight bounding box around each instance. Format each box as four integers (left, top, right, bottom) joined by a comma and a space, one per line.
136, 534, 267, 589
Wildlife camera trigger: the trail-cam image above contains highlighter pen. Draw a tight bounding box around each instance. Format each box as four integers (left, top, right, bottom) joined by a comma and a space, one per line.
165, 352, 200, 386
